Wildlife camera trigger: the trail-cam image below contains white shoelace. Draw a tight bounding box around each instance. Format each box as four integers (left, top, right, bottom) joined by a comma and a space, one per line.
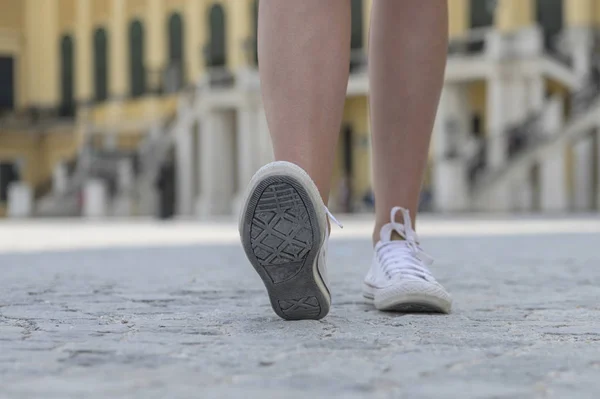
377, 207, 434, 281
325, 207, 343, 229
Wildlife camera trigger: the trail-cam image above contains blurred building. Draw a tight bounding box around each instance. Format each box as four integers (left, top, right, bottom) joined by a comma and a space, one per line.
0, 0, 599, 218
437, 0, 600, 213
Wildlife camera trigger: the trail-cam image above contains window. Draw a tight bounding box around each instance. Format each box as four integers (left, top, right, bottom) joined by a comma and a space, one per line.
351, 0, 363, 50
0, 57, 15, 113
93, 28, 109, 102
207, 4, 227, 68
468, 0, 495, 53
536, 0, 563, 52
0, 162, 19, 203
167, 12, 185, 90
470, 0, 495, 29
129, 20, 146, 97
350, 0, 364, 71
471, 114, 482, 138
252, 0, 259, 66
342, 125, 354, 176
59, 35, 75, 117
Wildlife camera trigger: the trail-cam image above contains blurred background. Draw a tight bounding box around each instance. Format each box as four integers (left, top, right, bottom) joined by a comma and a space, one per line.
0, 0, 599, 220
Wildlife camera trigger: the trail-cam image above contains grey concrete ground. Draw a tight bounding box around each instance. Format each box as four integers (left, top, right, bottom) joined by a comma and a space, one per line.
1, 216, 600, 398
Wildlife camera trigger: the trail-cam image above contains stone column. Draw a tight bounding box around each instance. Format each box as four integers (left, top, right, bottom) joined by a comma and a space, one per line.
256, 105, 274, 166
232, 103, 260, 215
508, 79, 533, 213
569, 29, 593, 83
117, 158, 134, 192
507, 75, 532, 211
527, 75, 545, 114
112, 158, 135, 217
509, 177, 533, 212
196, 110, 237, 217
486, 73, 507, 170
7, 183, 33, 218
539, 97, 569, 212
484, 70, 515, 211
76, 0, 93, 105
506, 76, 528, 124
193, 115, 204, 215
539, 148, 569, 211
175, 115, 195, 216
573, 134, 595, 211
433, 84, 470, 212
53, 162, 69, 196
109, 0, 128, 100
526, 73, 545, 210
83, 179, 108, 218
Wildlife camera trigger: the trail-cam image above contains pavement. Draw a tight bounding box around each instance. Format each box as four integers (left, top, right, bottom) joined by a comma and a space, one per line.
1, 215, 599, 399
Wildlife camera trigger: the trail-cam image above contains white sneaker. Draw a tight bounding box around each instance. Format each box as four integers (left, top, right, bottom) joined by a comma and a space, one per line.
363, 207, 452, 313
239, 161, 335, 320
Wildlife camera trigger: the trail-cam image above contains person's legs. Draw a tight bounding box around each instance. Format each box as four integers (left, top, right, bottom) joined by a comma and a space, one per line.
258, 0, 351, 203
369, 0, 448, 238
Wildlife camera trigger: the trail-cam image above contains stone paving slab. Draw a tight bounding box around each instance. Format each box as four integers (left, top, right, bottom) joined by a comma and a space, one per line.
1, 217, 599, 398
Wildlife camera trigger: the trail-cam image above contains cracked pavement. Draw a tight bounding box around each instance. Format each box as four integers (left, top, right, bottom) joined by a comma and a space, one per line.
1, 216, 599, 398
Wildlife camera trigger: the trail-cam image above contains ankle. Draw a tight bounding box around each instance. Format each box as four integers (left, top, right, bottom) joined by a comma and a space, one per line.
372, 227, 382, 246
373, 206, 418, 246
372, 218, 385, 245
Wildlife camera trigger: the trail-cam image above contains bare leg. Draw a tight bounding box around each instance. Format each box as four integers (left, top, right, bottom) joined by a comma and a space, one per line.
258, 0, 351, 203
369, 0, 448, 239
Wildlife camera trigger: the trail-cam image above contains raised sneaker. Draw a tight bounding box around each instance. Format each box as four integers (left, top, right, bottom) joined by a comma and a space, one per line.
239, 161, 337, 320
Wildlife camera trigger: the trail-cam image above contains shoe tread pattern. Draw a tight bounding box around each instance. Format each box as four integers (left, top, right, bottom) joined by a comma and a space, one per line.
278, 296, 321, 319
250, 183, 313, 284
242, 175, 329, 321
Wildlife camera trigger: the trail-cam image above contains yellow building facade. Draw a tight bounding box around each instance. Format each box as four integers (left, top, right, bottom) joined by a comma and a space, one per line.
0, 0, 264, 215
1, 0, 599, 216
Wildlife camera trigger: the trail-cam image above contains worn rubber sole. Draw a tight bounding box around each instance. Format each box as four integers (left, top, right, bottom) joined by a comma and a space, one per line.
240, 166, 329, 320
363, 284, 452, 314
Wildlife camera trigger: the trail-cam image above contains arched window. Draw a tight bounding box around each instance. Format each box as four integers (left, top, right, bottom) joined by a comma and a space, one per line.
167, 12, 185, 90
129, 20, 146, 97
0, 57, 14, 112
60, 35, 75, 117
93, 28, 109, 102
350, 0, 364, 70
0, 162, 19, 204
252, 0, 259, 66
468, 0, 495, 53
207, 4, 226, 68
470, 0, 495, 29
536, 0, 563, 52
351, 0, 363, 51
